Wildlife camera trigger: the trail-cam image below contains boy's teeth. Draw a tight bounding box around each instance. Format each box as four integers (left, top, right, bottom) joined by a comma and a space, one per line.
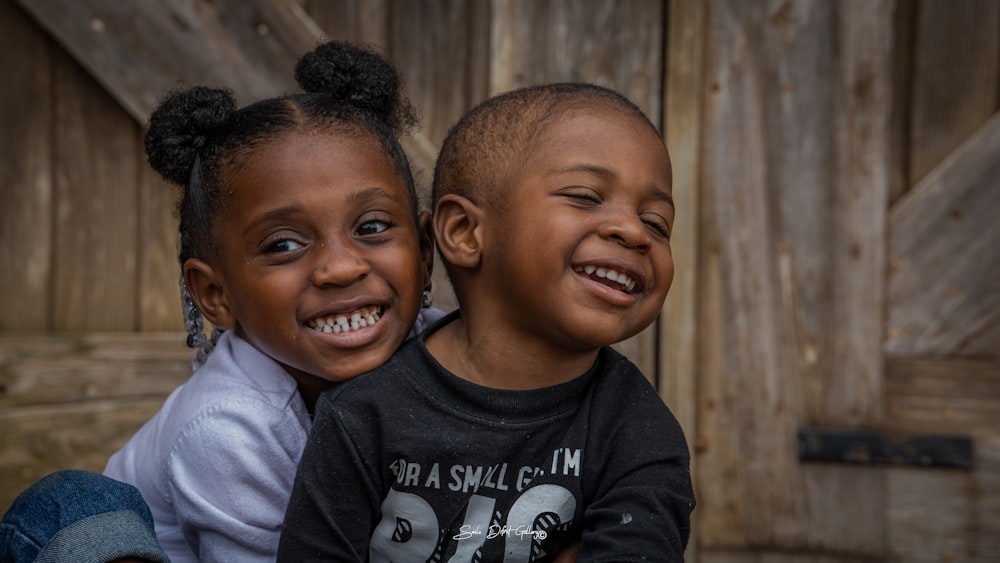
309, 306, 382, 334
578, 265, 636, 293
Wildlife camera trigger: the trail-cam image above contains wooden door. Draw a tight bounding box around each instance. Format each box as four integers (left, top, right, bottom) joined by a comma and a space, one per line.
688, 1, 1000, 561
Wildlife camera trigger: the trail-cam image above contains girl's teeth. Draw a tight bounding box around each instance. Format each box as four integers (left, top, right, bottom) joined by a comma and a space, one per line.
311, 307, 382, 334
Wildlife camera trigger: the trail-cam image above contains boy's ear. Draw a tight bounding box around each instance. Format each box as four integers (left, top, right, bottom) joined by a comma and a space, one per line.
417, 210, 435, 290
433, 194, 483, 270
183, 259, 236, 330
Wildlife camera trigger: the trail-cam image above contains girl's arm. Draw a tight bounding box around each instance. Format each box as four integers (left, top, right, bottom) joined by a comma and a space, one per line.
166, 397, 306, 561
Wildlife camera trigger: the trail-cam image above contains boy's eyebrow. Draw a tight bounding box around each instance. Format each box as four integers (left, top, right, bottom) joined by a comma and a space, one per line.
648, 185, 675, 209
549, 164, 675, 208
548, 163, 617, 180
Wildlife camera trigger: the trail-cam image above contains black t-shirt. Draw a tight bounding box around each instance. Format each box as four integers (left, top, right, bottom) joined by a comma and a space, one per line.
279, 319, 694, 562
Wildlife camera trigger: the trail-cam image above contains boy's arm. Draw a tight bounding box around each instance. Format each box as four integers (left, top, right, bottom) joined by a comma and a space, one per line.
278, 397, 380, 562
579, 452, 693, 562
579, 375, 695, 562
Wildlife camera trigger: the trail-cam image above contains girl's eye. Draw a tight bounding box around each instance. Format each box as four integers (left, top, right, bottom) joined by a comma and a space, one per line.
357, 220, 391, 236
264, 239, 304, 253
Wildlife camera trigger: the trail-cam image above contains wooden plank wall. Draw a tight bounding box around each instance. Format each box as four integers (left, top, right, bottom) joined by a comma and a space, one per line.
1, 0, 999, 560
697, 0, 893, 556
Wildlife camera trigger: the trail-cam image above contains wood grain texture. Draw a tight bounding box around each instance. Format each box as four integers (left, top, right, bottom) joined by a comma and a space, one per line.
14, 0, 323, 119
299, 0, 389, 45
885, 357, 1000, 436
0, 1, 54, 331
661, 1, 704, 557
887, 112, 1000, 359
137, 164, 183, 331
0, 332, 191, 511
490, 0, 663, 116
51, 50, 139, 331
697, 0, 893, 553
884, 358, 1000, 562
390, 0, 490, 150
908, 0, 1000, 187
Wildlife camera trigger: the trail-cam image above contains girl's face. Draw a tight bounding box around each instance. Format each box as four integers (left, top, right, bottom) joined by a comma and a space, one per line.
188, 130, 428, 400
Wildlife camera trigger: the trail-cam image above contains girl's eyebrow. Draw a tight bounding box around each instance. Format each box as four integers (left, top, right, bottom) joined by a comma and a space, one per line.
242, 205, 303, 237
242, 187, 408, 236
351, 186, 406, 204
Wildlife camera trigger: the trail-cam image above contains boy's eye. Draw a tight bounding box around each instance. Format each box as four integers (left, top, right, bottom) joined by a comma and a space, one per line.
642, 215, 671, 240
561, 188, 601, 204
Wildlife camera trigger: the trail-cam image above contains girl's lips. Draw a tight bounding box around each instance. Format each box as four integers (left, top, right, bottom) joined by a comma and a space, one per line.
307, 305, 384, 334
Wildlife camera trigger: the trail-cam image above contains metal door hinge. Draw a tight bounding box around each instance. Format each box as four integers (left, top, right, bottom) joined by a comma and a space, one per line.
797, 427, 973, 470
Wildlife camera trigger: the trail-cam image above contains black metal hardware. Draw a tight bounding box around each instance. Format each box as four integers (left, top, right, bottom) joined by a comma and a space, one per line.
797, 427, 973, 470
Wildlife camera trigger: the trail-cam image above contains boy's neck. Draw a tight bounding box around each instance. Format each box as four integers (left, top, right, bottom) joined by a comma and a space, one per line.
424, 316, 600, 390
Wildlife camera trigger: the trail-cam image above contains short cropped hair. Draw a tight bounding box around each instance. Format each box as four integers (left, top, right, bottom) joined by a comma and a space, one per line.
432, 82, 659, 211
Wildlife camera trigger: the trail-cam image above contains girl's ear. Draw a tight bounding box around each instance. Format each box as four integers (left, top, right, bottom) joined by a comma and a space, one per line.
433, 194, 483, 270
183, 259, 236, 330
417, 210, 435, 290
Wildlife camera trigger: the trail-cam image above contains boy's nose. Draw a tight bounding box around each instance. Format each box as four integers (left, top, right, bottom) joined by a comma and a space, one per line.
599, 212, 651, 251
311, 246, 370, 286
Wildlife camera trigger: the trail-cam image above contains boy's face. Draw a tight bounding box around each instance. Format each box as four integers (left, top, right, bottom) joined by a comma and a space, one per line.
483, 109, 674, 351
200, 131, 425, 388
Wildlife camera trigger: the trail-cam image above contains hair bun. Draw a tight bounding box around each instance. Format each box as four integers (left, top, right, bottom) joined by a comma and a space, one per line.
295, 41, 414, 132
144, 86, 237, 186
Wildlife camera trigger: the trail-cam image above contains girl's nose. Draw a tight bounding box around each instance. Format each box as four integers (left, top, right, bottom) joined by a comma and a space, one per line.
599, 211, 651, 252
311, 245, 370, 287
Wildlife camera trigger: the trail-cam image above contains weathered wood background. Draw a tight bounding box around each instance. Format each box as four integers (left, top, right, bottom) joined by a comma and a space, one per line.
1, 1, 998, 561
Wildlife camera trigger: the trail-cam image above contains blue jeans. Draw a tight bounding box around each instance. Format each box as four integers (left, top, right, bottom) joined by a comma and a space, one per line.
1, 470, 169, 563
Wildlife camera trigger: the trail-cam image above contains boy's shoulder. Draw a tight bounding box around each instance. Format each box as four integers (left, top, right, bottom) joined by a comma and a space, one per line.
593, 346, 657, 392
591, 346, 685, 431
319, 336, 427, 402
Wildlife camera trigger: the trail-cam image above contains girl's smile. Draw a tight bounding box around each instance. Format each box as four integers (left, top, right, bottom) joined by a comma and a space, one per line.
197, 130, 427, 393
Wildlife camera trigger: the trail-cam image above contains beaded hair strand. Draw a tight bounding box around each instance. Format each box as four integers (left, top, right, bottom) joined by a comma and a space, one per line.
182, 151, 224, 368
179, 275, 222, 370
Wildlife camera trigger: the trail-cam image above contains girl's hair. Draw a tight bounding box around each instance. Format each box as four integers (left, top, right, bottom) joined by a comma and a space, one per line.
144, 41, 418, 367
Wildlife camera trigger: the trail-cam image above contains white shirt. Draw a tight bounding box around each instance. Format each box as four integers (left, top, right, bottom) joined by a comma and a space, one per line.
105, 308, 445, 563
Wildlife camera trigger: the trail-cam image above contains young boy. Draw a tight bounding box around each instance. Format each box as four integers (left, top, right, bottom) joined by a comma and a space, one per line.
279, 83, 695, 562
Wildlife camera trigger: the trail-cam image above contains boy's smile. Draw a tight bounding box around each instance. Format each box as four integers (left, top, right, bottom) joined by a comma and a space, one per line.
199, 130, 425, 394
479, 108, 674, 357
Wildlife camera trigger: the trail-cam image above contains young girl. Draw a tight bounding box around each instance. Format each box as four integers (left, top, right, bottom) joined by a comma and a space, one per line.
103, 40, 443, 562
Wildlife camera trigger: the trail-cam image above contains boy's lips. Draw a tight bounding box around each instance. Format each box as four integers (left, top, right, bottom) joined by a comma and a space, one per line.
574, 264, 642, 294
307, 305, 384, 334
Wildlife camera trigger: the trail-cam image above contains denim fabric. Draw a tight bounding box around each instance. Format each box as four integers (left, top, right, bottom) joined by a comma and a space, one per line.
1, 470, 169, 563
